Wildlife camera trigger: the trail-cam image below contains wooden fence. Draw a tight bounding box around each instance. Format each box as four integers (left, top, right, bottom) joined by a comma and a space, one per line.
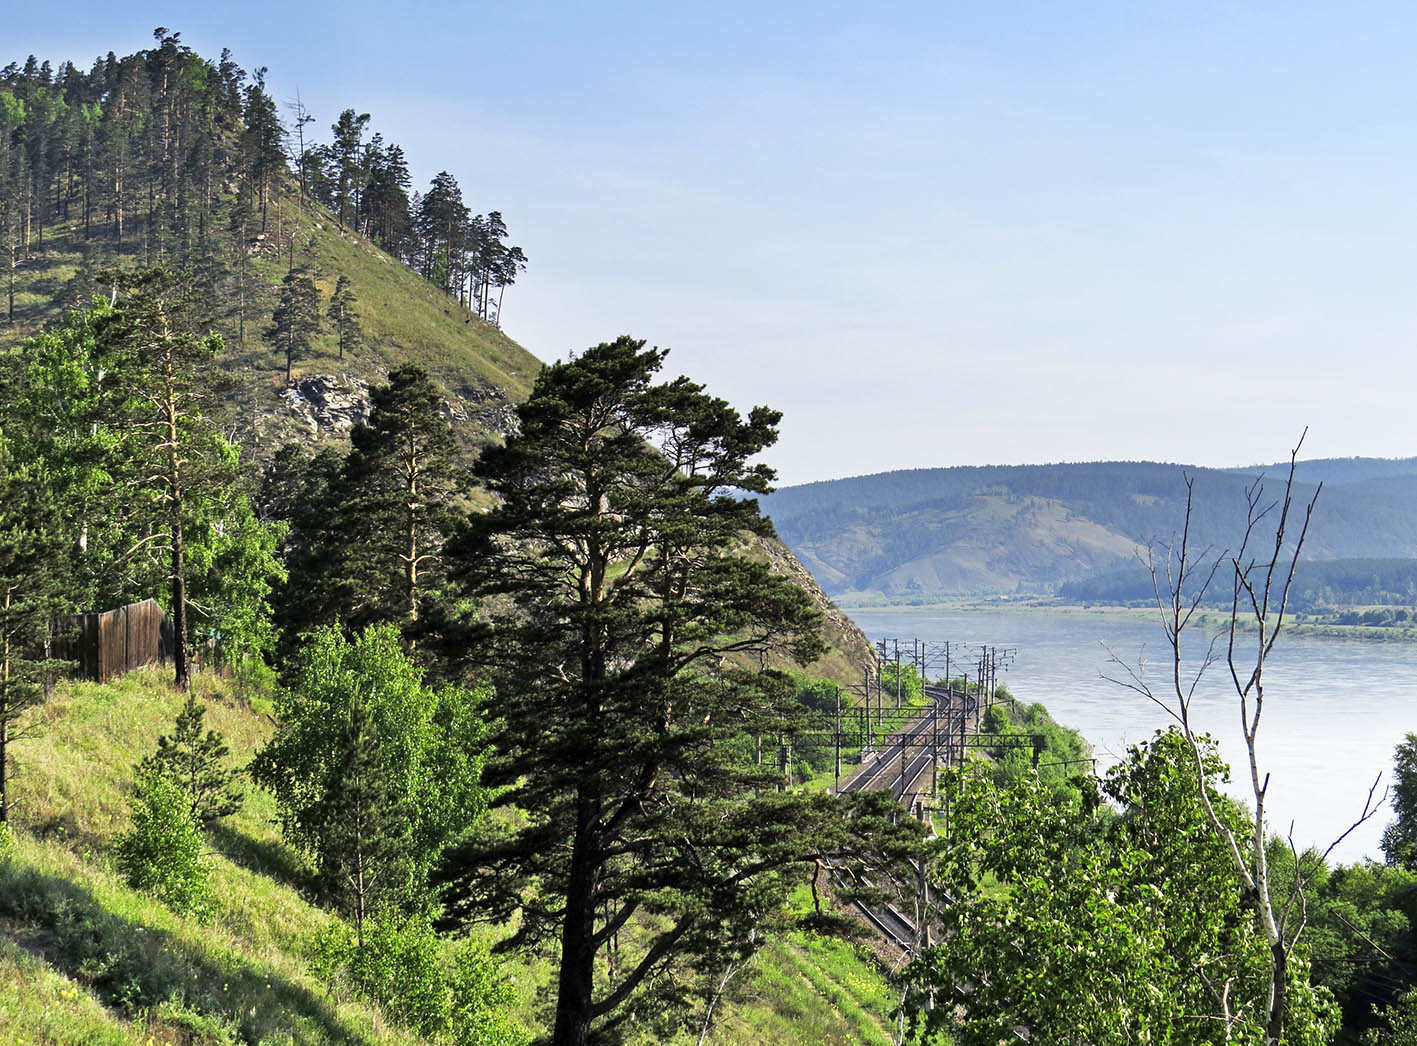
57, 598, 175, 683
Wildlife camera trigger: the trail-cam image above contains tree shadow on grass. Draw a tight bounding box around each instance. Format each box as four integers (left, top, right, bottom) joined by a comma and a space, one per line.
0, 860, 365, 1045
208, 821, 314, 896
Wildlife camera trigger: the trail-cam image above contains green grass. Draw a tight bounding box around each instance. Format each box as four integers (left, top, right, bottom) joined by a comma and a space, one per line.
3, 668, 444, 1045
0, 933, 140, 1045
2, 666, 908, 1044
706, 937, 896, 1046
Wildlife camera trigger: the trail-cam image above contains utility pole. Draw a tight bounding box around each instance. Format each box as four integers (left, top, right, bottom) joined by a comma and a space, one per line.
875, 650, 883, 731
876, 640, 887, 724
893, 638, 901, 709
931, 680, 940, 797
833, 686, 842, 792
961, 669, 970, 770
862, 663, 871, 753
897, 723, 907, 797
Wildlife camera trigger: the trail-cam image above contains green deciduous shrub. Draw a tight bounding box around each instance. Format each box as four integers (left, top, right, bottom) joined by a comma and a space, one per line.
114, 763, 211, 916
1367, 988, 1417, 1044
311, 908, 521, 1045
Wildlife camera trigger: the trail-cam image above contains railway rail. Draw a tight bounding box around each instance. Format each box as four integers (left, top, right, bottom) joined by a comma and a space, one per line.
832, 689, 971, 956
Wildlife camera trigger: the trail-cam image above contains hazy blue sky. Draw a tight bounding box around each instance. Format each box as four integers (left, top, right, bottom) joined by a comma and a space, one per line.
13, 3, 1417, 484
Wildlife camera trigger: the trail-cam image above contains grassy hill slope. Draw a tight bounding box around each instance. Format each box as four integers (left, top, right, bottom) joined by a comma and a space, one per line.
0, 670, 905, 1045
3, 192, 541, 458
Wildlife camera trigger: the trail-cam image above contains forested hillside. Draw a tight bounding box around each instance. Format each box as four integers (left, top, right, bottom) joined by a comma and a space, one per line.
0, 32, 896, 1046
1062, 556, 1417, 613
762, 459, 1417, 602
0, 30, 538, 455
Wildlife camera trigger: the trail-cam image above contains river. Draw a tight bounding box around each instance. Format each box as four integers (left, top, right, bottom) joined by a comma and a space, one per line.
844, 606, 1414, 865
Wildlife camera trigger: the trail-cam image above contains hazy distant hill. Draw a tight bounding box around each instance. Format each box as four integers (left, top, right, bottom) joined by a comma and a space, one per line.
761, 458, 1417, 603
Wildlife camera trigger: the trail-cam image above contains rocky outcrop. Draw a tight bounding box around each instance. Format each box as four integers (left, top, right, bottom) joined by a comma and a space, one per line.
273, 373, 520, 444
279, 374, 373, 437
446, 381, 520, 440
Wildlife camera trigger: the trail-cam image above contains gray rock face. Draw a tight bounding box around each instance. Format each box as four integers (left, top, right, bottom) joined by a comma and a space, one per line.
274, 373, 520, 444
279, 374, 373, 437
447, 381, 521, 439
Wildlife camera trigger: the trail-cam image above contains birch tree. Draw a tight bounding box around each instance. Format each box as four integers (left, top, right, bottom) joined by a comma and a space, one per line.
1109, 435, 1383, 1044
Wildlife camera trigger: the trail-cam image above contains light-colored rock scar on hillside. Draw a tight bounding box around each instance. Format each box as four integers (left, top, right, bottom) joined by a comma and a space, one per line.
274, 374, 519, 440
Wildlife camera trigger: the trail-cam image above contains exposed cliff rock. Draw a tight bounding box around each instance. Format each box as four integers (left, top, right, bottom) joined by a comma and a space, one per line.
249, 372, 522, 455
279, 374, 373, 437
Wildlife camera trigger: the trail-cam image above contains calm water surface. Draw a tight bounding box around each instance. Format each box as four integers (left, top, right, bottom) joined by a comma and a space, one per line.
846, 606, 1415, 864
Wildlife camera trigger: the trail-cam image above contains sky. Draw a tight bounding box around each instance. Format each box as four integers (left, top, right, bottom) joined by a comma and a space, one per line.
12, 2, 1417, 485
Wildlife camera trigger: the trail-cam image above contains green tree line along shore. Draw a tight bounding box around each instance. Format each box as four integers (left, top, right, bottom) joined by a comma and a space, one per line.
1, 31, 1416, 1046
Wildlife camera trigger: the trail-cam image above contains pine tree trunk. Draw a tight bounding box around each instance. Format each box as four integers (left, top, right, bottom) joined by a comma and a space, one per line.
406, 444, 419, 632
552, 798, 600, 1046
170, 500, 190, 690
165, 355, 191, 691
0, 705, 8, 824
236, 227, 246, 345
1, 598, 10, 824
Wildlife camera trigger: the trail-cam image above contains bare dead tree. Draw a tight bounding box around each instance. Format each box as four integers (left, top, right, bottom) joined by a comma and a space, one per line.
1105, 432, 1385, 1044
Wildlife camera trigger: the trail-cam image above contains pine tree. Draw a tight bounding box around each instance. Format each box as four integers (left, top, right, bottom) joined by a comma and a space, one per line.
261, 372, 463, 654
327, 274, 362, 361
415, 171, 467, 290
13, 297, 278, 669
440, 337, 921, 1045
97, 267, 229, 690
258, 444, 349, 661
340, 365, 465, 641
138, 693, 243, 826
329, 109, 370, 232
468, 211, 526, 325
363, 141, 413, 257
240, 69, 285, 233
267, 265, 321, 383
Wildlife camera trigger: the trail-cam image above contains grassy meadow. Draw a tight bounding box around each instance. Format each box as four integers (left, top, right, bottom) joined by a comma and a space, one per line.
0, 667, 907, 1045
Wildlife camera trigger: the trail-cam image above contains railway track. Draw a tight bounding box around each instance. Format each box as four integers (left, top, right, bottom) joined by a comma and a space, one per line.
835, 866, 919, 951
834, 688, 977, 954
839, 703, 942, 795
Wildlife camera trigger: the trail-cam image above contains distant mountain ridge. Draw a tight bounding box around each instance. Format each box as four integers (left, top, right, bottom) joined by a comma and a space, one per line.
761, 457, 1417, 603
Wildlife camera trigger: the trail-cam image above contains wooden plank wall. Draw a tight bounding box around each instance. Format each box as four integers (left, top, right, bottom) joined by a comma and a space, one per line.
58, 599, 174, 683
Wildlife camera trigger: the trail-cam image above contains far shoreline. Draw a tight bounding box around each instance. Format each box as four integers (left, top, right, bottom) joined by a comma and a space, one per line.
837, 599, 1417, 642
